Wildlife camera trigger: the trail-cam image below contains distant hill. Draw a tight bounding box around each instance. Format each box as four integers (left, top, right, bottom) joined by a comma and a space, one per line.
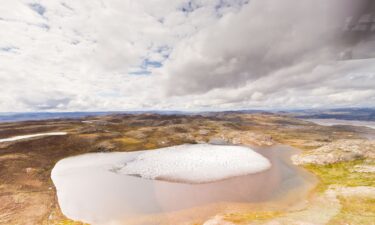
0, 112, 112, 122
1, 108, 374, 123
289, 108, 375, 121
0, 111, 202, 123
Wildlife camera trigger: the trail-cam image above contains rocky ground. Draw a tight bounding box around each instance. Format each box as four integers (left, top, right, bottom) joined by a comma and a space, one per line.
0, 113, 374, 225
292, 139, 375, 165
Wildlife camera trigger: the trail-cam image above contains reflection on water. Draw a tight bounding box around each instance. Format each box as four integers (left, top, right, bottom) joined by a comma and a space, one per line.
52, 145, 314, 225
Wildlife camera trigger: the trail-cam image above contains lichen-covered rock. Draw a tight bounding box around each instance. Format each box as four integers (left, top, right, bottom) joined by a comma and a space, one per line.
351, 164, 375, 173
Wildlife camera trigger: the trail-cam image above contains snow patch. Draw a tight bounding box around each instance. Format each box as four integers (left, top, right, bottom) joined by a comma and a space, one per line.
0, 132, 67, 143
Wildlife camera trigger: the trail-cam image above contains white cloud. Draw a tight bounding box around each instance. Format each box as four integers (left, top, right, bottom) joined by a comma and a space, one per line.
0, 0, 374, 111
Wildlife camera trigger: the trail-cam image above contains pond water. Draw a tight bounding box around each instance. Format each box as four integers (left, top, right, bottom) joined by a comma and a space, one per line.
51, 144, 315, 225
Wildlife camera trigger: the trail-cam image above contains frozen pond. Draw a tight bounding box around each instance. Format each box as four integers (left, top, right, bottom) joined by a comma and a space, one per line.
115, 144, 271, 183
52, 144, 313, 225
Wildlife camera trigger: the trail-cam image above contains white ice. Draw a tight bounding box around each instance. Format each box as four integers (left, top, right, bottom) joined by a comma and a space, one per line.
52, 144, 271, 184
118, 144, 271, 183
0, 132, 67, 143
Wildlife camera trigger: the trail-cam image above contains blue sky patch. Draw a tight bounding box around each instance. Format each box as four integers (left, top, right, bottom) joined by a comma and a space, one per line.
0, 46, 19, 53
29, 3, 46, 16
128, 70, 152, 76
179, 1, 201, 14
142, 59, 162, 68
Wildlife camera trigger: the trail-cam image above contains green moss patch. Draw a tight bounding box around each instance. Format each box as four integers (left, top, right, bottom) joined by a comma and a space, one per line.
328, 196, 375, 225
304, 160, 375, 192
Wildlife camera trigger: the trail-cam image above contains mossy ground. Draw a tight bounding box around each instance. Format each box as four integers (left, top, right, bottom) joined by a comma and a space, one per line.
304, 160, 375, 192
328, 196, 375, 225
303, 160, 375, 225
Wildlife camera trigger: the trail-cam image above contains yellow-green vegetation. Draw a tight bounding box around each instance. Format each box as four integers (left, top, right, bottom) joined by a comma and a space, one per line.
304, 160, 375, 192
223, 211, 283, 224
328, 196, 375, 225
115, 137, 142, 145
303, 160, 375, 225
54, 219, 89, 225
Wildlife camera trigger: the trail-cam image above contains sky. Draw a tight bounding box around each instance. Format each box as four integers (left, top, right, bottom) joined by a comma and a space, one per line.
0, 0, 374, 112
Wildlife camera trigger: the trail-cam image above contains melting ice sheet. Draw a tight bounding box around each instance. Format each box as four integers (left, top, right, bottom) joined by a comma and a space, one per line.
51, 144, 308, 225
117, 144, 271, 183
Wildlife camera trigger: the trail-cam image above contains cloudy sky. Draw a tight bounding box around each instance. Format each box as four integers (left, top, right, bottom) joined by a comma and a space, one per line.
1, 0, 374, 112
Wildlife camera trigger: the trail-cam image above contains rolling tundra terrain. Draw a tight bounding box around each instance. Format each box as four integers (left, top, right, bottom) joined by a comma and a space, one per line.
0, 112, 374, 225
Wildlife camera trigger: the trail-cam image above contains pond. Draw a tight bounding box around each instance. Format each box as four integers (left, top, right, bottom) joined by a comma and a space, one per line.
51, 144, 315, 225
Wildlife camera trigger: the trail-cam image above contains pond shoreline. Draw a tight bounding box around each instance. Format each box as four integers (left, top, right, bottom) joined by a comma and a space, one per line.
51, 144, 317, 225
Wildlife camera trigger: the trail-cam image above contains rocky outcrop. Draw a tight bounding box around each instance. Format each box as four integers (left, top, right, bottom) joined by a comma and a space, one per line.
94, 141, 117, 152
212, 129, 274, 147
292, 139, 375, 165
